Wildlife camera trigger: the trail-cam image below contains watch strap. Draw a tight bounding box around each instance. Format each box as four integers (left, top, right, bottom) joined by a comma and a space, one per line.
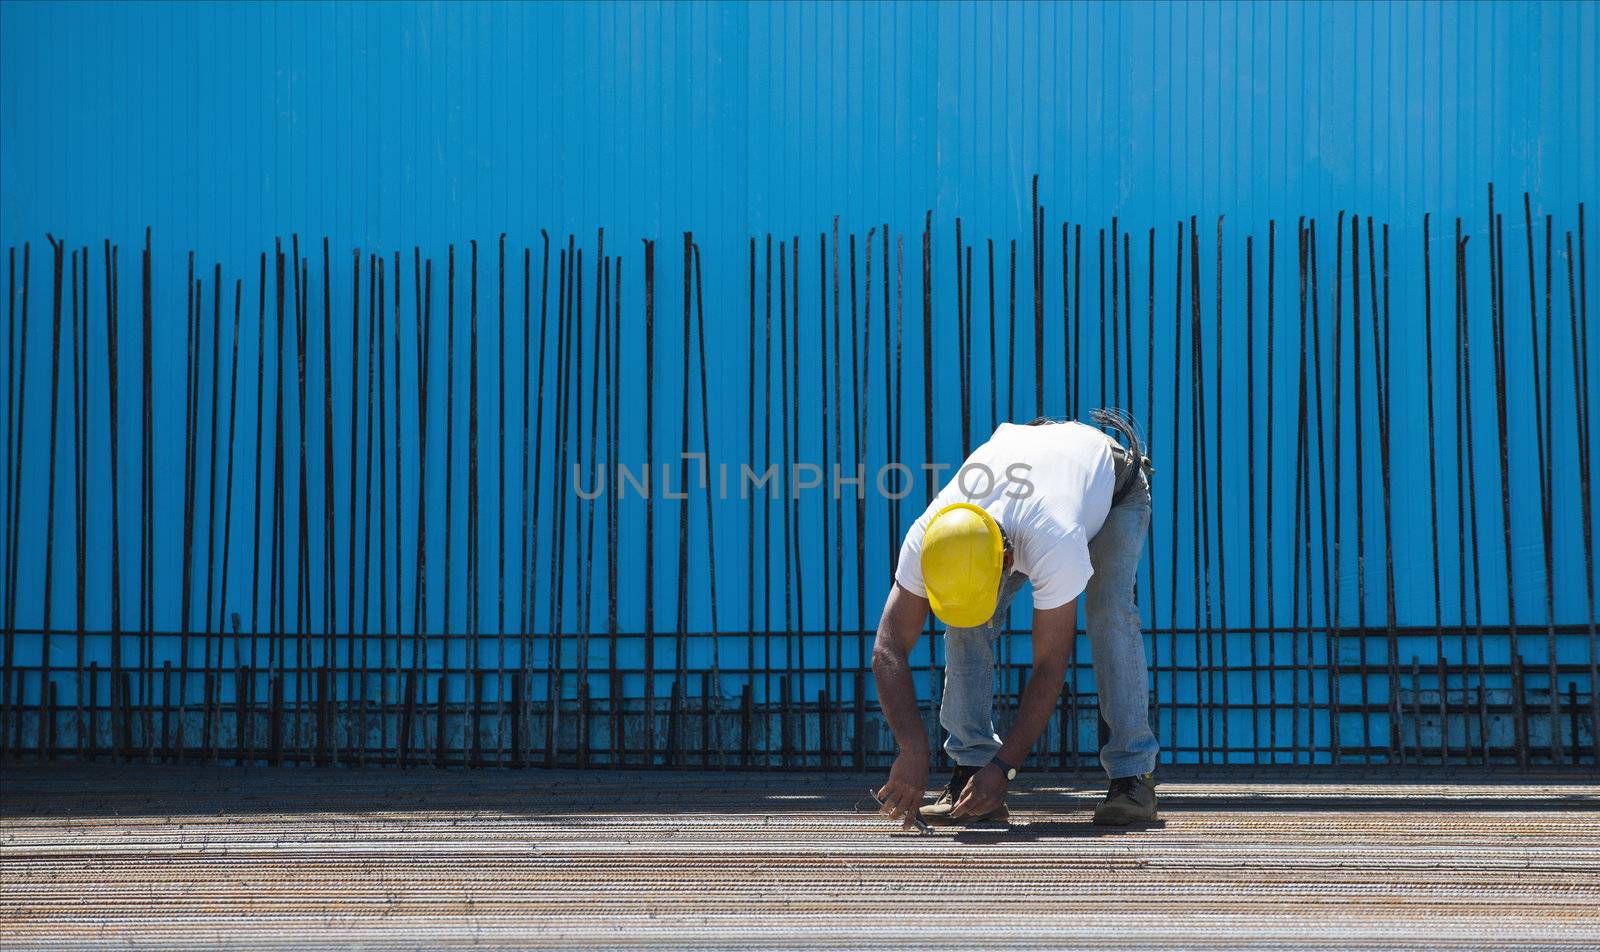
989, 754, 1018, 780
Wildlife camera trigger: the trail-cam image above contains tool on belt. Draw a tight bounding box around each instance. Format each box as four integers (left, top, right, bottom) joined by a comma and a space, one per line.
1091, 407, 1153, 506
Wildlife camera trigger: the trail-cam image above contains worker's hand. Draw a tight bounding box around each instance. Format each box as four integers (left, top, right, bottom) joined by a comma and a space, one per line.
950, 764, 1008, 819
875, 750, 930, 831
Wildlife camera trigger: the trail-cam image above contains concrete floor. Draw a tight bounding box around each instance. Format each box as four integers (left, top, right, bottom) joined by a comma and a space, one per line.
2, 763, 1597, 950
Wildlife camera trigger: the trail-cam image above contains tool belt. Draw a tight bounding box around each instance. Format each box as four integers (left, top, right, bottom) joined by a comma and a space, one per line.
1093, 408, 1153, 506
1109, 444, 1151, 505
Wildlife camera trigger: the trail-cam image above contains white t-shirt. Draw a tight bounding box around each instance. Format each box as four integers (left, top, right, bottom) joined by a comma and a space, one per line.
894, 421, 1116, 612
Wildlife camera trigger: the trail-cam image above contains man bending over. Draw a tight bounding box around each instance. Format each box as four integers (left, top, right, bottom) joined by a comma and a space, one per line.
872, 411, 1159, 828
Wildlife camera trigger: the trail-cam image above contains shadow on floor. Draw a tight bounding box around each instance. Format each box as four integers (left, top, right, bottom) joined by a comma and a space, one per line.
2, 761, 1596, 820
949, 818, 1170, 843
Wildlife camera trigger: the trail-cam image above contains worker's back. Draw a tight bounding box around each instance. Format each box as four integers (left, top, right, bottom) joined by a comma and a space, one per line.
894, 421, 1117, 614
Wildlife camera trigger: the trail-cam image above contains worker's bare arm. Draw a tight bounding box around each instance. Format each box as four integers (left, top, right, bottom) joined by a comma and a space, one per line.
871, 582, 929, 750
871, 583, 931, 829
951, 599, 1075, 818
873, 582, 928, 662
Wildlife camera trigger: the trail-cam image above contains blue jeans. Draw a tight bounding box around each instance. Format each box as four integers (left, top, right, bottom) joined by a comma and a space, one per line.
937, 466, 1159, 779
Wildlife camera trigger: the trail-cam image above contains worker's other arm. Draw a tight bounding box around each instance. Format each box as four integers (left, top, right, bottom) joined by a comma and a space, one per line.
870, 583, 930, 828
951, 599, 1075, 818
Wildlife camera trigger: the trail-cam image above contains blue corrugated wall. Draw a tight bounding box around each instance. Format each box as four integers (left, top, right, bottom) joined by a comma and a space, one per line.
1, 1, 1595, 763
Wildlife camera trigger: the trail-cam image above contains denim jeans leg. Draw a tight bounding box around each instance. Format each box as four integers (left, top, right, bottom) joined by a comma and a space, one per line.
939, 571, 1026, 767
1082, 471, 1161, 778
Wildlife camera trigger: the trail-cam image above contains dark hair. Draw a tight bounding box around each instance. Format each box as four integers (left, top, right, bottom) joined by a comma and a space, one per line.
1024, 415, 1067, 426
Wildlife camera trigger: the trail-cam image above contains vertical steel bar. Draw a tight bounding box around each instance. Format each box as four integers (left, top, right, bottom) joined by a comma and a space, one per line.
642, 239, 656, 765
793, 233, 806, 675
518, 242, 533, 735
1167, 223, 1183, 763
820, 229, 832, 696
1351, 217, 1370, 762
1111, 217, 1120, 410
955, 219, 968, 453
1, 246, 18, 753
1576, 206, 1597, 763
293, 248, 311, 758
1488, 192, 1522, 767
1519, 201, 1559, 763
1566, 226, 1598, 764
70, 249, 86, 759
99, 244, 124, 760
1308, 221, 1332, 763
1033, 177, 1045, 416
41, 238, 64, 664
392, 250, 404, 684
201, 264, 222, 757
177, 260, 197, 756
0, 252, 22, 751
1422, 215, 1447, 763
544, 244, 565, 763
549, 242, 578, 764
414, 254, 434, 758
676, 234, 693, 763
1375, 223, 1399, 763
1540, 212, 1558, 764
608, 252, 622, 764
1059, 225, 1070, 421
343, 251, 361, 724
443, 245, 461, 759
777, 237, 792, 763
1008, 239, 1017, 422
691, 242, 722, 765
1458, 226, 1490, 764
1188, 217, 1211, 762
497, 238, 507, 651
832, 218, 844, 717
852, 233, 867, 697
139, 232, 154, 761
1125, 230, 1135, 423
1099, 229, 1106, 411
1329, 214, 1345, 765
468, 241, 481, 728
1214, 217, 1230, 757
357, 253, 376, 762
1146, 227, 1159, 750
746, 235, 758, 719
216, 280, 241, 764
1290, 222, 1308, 763
140, 230, 156, 758
1073, 226, 1082, 423
521, 235, 548, 763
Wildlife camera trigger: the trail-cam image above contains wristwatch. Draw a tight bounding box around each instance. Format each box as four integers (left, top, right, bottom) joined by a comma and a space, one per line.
988, 754, 1018, 781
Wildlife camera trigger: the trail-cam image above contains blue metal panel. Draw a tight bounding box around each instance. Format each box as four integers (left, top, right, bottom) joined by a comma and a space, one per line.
0, 1, 1594, 764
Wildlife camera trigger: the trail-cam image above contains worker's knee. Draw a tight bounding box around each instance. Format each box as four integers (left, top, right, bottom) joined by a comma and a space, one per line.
1083, 586, 1140, 636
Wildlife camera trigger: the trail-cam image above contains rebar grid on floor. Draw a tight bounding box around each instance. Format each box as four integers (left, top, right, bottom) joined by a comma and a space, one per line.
3, 764, 1597, 951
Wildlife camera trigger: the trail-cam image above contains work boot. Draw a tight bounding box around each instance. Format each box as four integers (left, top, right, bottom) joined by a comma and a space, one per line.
1093, 772, 1157, 826
919, 764, 1010, 825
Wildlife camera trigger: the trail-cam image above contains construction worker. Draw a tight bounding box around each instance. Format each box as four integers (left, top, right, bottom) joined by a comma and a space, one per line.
872, 410, 1159, 828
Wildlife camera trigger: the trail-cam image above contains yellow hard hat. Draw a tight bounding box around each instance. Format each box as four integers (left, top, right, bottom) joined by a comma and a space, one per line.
920, 502, 1005, 628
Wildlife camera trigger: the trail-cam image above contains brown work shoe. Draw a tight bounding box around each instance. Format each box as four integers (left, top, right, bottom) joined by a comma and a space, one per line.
1093, 772, 1158, 825
919, 764, 1010, 825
